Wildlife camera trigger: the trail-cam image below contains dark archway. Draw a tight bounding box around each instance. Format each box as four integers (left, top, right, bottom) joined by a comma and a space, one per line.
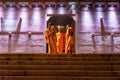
46, 15, 75, 53
47, 15, 75, 32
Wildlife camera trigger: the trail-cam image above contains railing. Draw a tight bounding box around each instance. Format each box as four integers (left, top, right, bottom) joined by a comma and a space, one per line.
92, 32, 120, 53
0, 31, 120, 53
0, 32, 45, 53
77, 32, 120, 53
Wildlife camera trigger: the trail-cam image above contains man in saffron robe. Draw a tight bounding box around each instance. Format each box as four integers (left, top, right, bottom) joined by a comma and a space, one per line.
65, 24, 71, 54
45, 25, 57, 54
56, 26, 65, 54
49, 26, 57, 54
65, 26, 74, 54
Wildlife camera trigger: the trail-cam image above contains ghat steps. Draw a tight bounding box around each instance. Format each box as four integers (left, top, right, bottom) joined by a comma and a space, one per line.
0, 53, 120, 80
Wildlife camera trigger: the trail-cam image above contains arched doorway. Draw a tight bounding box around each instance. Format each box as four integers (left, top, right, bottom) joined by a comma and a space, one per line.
46, 14, 75, 53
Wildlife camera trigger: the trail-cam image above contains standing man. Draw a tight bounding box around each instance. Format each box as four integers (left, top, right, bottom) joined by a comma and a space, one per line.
56, 26, 65, 54
45, 23, 57, 54
65, 27, 74, 54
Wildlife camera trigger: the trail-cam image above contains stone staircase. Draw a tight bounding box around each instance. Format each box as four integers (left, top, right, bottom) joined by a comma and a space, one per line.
0, 53, 120, 80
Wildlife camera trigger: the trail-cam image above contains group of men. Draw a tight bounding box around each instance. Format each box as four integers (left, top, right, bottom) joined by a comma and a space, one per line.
45, 24, 74, 54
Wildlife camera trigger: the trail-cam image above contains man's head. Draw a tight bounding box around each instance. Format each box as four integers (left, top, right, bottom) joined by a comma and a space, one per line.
58, 25, 63, 32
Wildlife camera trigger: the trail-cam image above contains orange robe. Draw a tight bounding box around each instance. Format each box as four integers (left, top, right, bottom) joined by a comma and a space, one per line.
65, 27, 74, 54
65, 30, 69, 53
49, 28, 57, 54
66, 36, 74, 54
56, 32, 65, 54
65, 27, 72, 54
45, 29, 57, 54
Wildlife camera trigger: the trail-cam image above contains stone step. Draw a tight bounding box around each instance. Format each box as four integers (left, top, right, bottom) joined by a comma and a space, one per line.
0, 65, 120, 71
0, 61, 120, 65
1, 76, 120, 80
0, 70, 120, 77
0, 53, 120, 57
0, 76, 120, 80
0, 53, 119, 80
0, 55, 120, 59
0, 56, 120, 61
0, 57, 120, 61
